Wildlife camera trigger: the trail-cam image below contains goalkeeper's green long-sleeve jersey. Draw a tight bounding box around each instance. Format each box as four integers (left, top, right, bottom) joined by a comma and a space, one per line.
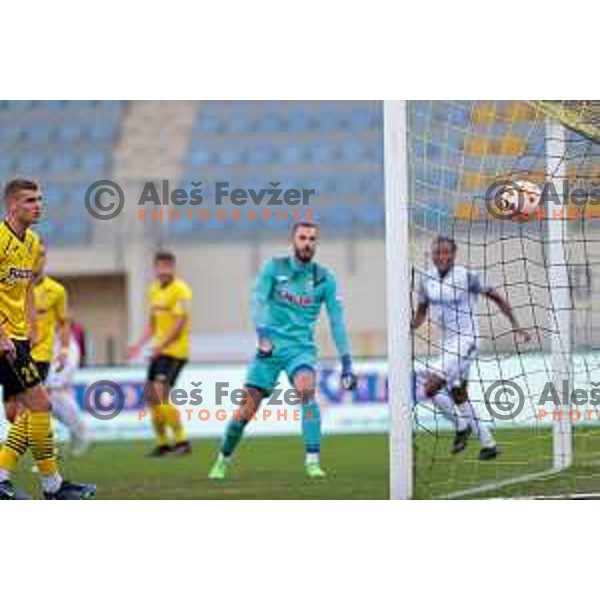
250, 256, 351, 357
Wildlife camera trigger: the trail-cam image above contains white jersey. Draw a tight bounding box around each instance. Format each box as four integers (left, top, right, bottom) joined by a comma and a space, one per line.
46, 335, 80, 388
417, 264, 490, 347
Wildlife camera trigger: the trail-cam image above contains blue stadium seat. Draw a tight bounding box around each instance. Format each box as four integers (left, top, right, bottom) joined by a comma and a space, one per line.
220, 147, 245, 165
357, 203, 385, 227
326, 203, 354, 229
5, 100, 33, 110
57, 122, 85, 143
341, 141, 365, 162
15, 155, 45, 174
287, 111, 316, 132
89, 121, 118, 142
281, 145, 309, 164
80, 151, 108, 175
247, 146, 274, 165
348, 107, 373, 130
26, 122, 55, 143
196, 115, 225, 134
227, 114, 254, 133
61, 218, 89, 243
47, 153, 77, 175
317, 111, 343, 132
311, 143, 338, 163
0, 123, 23, 143
190, 148, 216, 166
257, 113, 284, 133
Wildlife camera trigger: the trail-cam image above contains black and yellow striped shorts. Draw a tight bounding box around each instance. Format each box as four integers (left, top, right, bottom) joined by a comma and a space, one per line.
0, 339, 42, 401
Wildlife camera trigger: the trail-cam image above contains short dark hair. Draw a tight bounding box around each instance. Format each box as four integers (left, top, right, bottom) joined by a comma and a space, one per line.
154, 249, 176, 264
291, 221, 319, 235
4, 178, 39, 200
433, 235, 457, 252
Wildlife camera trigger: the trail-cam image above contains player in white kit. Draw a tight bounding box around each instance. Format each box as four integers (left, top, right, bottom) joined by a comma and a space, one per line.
47, 334, 90, 455
412, 236, 530, 460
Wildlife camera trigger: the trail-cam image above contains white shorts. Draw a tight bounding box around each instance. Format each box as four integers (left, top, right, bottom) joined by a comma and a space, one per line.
426, 338, 478, 389
46, 337, 80, 389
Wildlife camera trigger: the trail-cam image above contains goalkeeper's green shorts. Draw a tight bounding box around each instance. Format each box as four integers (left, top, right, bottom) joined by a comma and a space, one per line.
245, 343, 317, 393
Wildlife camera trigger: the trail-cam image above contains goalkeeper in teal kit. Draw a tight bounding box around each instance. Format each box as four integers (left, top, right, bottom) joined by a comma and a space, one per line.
209, 222, 357, 479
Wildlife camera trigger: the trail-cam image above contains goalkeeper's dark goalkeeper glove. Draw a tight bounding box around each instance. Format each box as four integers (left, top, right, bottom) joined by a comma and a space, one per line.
340, 354, 357, 390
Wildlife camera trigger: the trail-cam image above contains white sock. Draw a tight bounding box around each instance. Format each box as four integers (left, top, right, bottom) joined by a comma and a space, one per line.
416, 385, 468, 431
219, 452, 231, 464
41, 473, 63, 494
51, 388, 87, 444
458, 401, 495, 447
305, 452, 320, 465
0, 468, 10, 483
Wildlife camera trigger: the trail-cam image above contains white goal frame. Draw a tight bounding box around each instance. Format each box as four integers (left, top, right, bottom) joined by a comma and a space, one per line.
385, 101, 573, 499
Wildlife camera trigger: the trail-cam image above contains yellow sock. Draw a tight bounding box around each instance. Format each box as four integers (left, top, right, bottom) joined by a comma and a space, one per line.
150, 403, 169, 446
162, 403, 188, 444
28, 411, 58, 476
0, 411, 30, 472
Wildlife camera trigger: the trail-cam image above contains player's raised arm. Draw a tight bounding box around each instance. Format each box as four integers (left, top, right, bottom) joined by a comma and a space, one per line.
324, 274, 356, 390
468, 271, 531, 344
250, 259, 276, 356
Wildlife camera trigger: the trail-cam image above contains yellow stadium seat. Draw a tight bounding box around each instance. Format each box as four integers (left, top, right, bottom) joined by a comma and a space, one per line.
497, 133, 527, 155
464, 135, 493, 155
454, 201, 482, 221
461, 170, 494, 190
503, 101, 536, 123
472, 102, 497, 125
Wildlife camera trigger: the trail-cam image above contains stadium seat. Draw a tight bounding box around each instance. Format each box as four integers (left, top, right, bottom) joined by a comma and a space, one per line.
281, 145, 309, 165
341, 141, 365, 162
196, 115, 225, 134
190, 148, 216, 166
257, 113, 284, 133
47, 153, 77, 175
247, 146, 274, 165
311, 143, 338, 163
287, 111, 316, 132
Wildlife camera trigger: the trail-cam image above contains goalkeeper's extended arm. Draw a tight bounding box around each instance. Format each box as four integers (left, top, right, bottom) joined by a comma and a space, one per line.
324, 275, 356, 390
250, 260, 275, 354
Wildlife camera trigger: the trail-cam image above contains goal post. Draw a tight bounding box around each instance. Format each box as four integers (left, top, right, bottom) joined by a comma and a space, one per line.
546, 118, 573, 471
384, 100, 413, 500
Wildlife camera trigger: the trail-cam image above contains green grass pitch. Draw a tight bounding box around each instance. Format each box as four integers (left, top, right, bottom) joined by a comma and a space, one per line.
415, 426, 600, 499
13, 433, 388, 500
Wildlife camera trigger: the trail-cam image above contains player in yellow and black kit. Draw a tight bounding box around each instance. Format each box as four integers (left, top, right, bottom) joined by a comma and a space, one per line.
128, 249, 192, 456
0, 178, 95, 499
31, 243, 89, 452
31, 243, 70, 381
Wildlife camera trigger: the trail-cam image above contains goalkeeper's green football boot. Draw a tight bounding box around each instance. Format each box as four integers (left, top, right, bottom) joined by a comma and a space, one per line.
305, 463, 326, 479
208, 456, 229, 480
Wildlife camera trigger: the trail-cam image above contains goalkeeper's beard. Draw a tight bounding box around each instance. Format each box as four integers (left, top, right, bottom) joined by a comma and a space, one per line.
294, 246, 315, 263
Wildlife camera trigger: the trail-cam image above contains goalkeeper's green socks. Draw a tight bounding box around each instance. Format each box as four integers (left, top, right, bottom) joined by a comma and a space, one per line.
208, 419, 248, 479
302, 399, 321, 457
221, 418, 248, 458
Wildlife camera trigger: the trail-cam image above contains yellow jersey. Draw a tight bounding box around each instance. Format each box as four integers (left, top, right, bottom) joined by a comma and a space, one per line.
31, 276, 67, 363
0, 221, 41, 340
148, 277, 192, 359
